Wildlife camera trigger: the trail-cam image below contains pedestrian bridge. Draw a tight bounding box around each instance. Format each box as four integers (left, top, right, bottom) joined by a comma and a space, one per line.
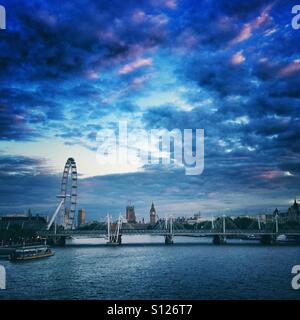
39, 228, 300, 238
39, 214, 300, 245
39, 226, 300, 245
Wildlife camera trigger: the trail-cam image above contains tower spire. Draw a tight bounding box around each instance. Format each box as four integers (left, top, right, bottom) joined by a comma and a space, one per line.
150, 202, 156, 224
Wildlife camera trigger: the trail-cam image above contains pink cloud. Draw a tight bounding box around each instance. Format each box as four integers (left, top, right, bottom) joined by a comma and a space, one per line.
151, 0, 177, 9
260, 171, 278, 179
98, 30, 117, 41
217, 16, 236, 32
230, 4, 273, 46
118, 58, 153, 75
151, 14, 169, 26
84, 70, 99, 80
260, 170, 288, 180
232, 24, 252, 45
231, 51, 246, 65
130, 75, 152, 89
278, 60, 300, 77
177, 29, 198, 48
252, 5, 272, 28
37, 10, 57, 27
132, 10, 146, 23
164, 0, 177, 9
131, 10, 168, 27
132, 76, 148, 86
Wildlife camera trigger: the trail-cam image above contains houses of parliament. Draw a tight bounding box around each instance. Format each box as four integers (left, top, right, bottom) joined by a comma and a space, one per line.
126, 202, 157, 225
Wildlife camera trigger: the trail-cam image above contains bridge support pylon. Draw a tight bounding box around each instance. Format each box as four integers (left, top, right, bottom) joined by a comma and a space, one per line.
212, 235, 227, 245
165, 234, 174, 245
260, 234, 277, 245
106, 214, 122, 246
47, 236, 66, 246
107, 234, 122, 246
165, 215, 174, 245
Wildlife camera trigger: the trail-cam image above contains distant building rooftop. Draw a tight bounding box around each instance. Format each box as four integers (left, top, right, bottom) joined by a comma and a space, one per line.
0, 214, 48, 230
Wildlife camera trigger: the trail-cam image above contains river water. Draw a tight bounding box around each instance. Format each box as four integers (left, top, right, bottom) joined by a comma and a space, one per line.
0, 236, 299, 300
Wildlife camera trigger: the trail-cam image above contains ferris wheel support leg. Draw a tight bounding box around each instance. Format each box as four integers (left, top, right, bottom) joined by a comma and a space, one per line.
47, 199, 65, 231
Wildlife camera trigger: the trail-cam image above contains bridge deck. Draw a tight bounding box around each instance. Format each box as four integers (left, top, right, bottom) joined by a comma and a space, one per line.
39, 229, 300, 238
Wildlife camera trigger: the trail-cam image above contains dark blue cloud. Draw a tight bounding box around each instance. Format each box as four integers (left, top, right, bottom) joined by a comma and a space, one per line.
1, 0, 300, 217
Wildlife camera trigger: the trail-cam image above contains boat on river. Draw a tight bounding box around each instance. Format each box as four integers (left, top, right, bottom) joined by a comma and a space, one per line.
9, 245, 54, 261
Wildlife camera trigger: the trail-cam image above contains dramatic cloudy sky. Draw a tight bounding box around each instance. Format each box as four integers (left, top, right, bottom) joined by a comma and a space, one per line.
1, 0, 300, 221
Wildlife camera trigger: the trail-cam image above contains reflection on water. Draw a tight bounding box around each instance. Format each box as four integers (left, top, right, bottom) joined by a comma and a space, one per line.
0, 236, 299, 300
66, 235, 257, 245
